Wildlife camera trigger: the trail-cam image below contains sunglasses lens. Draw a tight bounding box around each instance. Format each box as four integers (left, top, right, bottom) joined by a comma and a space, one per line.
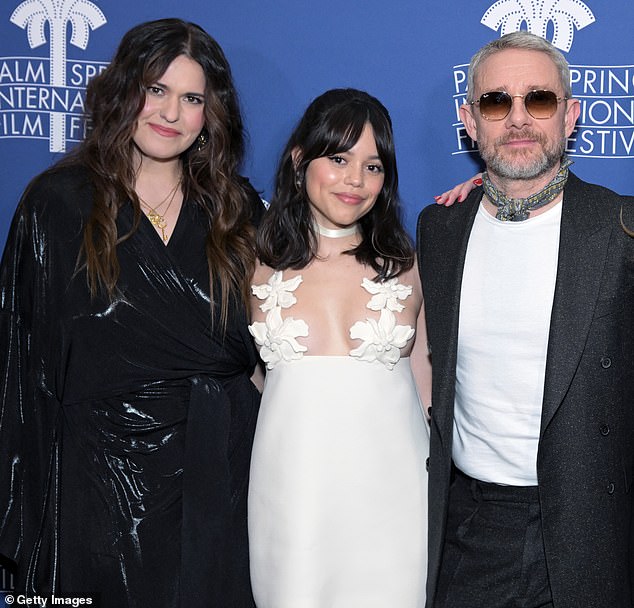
478, 92, 512, 120
525, 90, 559, 119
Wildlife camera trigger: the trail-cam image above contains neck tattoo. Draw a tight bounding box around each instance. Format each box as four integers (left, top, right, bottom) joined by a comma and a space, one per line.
315, 222, 359, 238
482, 156, 572, 222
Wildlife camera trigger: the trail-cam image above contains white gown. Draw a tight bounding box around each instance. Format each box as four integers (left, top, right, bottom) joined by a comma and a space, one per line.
248, 271, 429, 608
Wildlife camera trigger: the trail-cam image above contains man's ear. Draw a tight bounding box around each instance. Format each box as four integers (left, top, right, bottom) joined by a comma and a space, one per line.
564, 98, 581, 138
460, 103, 478, 142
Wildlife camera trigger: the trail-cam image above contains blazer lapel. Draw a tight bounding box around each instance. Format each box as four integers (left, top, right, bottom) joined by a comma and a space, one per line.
541, 173, 612, 432
431, 192, 481, 445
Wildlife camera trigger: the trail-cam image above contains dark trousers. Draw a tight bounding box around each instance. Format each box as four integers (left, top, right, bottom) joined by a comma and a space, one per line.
434, 469, 553, 608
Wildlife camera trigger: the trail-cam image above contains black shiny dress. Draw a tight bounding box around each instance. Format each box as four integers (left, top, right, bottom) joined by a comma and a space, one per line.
0, 166, 261, 607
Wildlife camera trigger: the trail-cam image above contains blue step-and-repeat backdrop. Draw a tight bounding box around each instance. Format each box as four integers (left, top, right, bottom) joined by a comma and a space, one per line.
1, 0, 634, 595
1, 0, 634, 250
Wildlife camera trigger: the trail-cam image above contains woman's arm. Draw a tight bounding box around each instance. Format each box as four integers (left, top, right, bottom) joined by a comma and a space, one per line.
433, 174, 483, 207
408, 267, 432, 421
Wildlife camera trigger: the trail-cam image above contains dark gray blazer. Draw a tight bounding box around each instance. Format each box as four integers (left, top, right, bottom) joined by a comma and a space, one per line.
416, 172, 634, 608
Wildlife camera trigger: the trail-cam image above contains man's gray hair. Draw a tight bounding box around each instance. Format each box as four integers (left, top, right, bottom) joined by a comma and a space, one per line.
466, 31, 572, 103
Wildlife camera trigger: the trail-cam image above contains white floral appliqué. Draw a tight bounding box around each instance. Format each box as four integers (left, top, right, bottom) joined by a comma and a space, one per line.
349, 278, 414, 369
249, 308, 308, 369
361, 277, 412, 312
251, 271, 303, 312
250, 271, 308, 369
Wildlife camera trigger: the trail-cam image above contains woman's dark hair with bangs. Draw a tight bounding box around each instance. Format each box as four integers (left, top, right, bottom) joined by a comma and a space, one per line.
59, 18, 255, 328
256, 88, 414, 280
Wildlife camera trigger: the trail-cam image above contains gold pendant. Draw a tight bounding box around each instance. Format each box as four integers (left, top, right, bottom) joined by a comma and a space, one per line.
147, 210, 168, 242
147, 210, 162, 226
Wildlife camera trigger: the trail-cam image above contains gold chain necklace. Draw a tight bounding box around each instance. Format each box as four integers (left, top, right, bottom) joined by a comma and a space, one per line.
138, 179, 181, 243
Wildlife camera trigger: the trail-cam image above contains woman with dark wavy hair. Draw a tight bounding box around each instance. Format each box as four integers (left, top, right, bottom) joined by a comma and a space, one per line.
248, 88, 431, 607
0, 18, 261, 608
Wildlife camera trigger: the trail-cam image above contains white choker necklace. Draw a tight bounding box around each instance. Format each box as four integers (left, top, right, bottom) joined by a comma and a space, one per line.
316, 223, 359, 238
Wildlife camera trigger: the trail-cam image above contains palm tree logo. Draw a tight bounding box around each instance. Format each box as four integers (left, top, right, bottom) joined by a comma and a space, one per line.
10, 0, 107, 152
482, 0, 595, 52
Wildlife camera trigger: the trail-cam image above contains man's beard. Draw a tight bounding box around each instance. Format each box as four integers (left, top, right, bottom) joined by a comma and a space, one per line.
479, 129, 566, 180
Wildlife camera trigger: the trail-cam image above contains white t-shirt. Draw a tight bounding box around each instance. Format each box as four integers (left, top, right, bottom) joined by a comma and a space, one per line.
453, 200, 562, 485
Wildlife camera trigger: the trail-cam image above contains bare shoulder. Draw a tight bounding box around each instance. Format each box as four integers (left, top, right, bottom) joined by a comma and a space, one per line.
399, 262, 423, 300
252, 260, 277, 285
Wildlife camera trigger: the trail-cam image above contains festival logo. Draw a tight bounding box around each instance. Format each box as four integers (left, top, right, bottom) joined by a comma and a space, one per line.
1, 0, 107, 152
452, 0, 634, 159
482, 0, 595, 52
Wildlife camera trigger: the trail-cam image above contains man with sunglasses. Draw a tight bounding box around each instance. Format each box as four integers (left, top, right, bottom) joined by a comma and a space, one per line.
417, 31, 633, 608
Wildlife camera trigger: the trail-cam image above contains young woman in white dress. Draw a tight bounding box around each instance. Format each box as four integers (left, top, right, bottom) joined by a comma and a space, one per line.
248, 88, 432, 608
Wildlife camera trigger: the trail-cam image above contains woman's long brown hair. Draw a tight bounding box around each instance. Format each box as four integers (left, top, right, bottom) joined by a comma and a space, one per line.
63, 18, 255, 328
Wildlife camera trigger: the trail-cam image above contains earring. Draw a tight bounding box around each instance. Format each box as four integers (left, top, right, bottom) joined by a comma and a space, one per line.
197, 131, 208, 151
295, 172, 303, 191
